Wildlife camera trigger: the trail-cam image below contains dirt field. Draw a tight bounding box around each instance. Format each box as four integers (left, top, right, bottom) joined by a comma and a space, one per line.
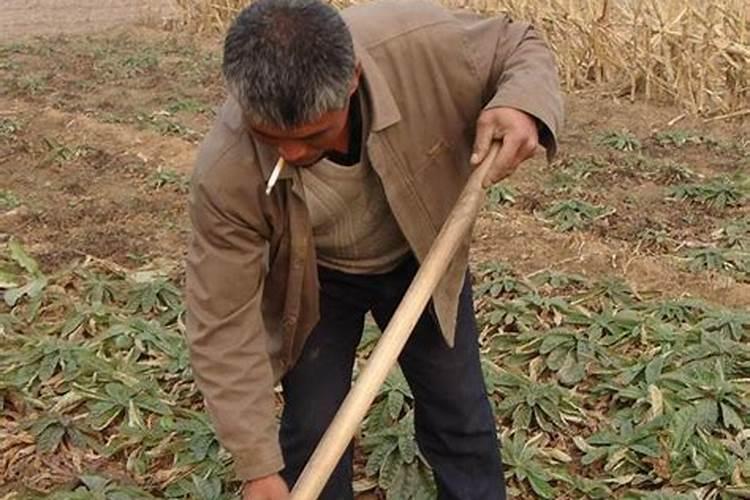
1, 28, 747, 303
1, 26, 749, 500
0, 0, 177, 41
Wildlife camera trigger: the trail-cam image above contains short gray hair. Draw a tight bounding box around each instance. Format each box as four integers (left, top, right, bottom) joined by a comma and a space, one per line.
222, 0, 356, 129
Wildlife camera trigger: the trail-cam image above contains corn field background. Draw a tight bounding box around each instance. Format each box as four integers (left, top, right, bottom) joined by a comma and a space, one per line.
178, 0, 750, 117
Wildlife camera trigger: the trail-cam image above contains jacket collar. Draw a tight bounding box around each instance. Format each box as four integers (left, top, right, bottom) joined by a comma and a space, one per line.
354, 39, 401, 132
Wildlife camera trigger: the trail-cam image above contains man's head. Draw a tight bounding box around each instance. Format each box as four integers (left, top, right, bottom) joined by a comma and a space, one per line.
223, 0, 360, 166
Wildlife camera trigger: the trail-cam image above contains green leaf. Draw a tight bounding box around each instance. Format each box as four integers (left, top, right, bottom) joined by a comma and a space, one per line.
365, 441, 397, 477
9, 238, 40, 276
38, 353, 59, 382
36, 423, 66, 453
721, 402, 743, 431
670, 407, 697, 453
695, 399, 718, 427
189, 433, 215, 462
581, 447, 608, 465
414, 465, 438, 499
540, 335, 570, 354
89, 402, 122, 430
379, 448, 402, 490
512, 403, 533, 430
693, 470, 720, 484
630, 443, 661, 458
644, 356, 665, 384
191, 474, 221, 500
399, 435, 417, 464
385, 465, 408, 500
4, 277, 46, 307
386, 390, 405, 420
79, 474, 110, 492
66, 427, 87, 448
558, 354, 586, 385
105, 383, 131, 405
61, 313, 86, 337
546, 346, 568, 371
527, 468, 555, 499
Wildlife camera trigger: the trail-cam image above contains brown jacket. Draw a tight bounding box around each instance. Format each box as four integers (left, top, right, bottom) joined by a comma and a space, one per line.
186, 0, 563, 481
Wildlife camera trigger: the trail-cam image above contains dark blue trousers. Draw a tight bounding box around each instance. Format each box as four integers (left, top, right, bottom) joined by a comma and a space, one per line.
279, 256, 506, 499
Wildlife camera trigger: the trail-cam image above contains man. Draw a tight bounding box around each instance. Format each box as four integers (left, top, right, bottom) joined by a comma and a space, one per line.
186, 0, 563, 498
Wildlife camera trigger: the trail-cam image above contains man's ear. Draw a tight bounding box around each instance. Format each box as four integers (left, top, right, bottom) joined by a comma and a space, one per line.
348, 62, 362, 97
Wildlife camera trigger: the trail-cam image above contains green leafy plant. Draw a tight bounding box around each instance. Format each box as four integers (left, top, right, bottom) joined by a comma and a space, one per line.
502, 431, 558, 499
636, 228, 674, 252
474, 261, 530, 299
544, 156, 609, 193
137, 111, 198, 141
149, 167, 190, 193
45, 474, 155, 500
16, 74, 48, 95
166, 98, 210, 114
528, 270, 587, 291
574, 276, 639, 306
653, 129, 704, 147
38, 138, 91, 167
0, 189, 20, 210
29, 414, 99, 453
0, 118, 20, 139
487, 366, 584, 432
484, 298, 538, 332
543, 199, 610, 231
126, 275, 182, 319
486, 184, 516, 208
3, 239, 48, 318
716, 217, 750, 249
534, 326, 613, 385
669, 432, 750, 498
78, 380, 172, 431
645, 298, 706, 325
579, 417, 665, 474
697, 308, 750, 341
655, 162, 699, 184
79, 270, 123, 306
358, 368, 437, 499
596, 130, 642, 152
565, 308, 643, 347
662, 360, 748, 443
122, 51, 159, 76
668, 177, 748, 209
361, 411, 435, 499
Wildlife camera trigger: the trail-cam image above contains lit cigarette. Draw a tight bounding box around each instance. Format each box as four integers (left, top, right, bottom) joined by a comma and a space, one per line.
265, 157, 285, 195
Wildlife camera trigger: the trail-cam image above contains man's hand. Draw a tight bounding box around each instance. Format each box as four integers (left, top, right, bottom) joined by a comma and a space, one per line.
242, 474, 290, 500
471, 107, 539, 188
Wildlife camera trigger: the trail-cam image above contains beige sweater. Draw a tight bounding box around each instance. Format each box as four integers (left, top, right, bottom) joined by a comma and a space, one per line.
300, 158, 409, 274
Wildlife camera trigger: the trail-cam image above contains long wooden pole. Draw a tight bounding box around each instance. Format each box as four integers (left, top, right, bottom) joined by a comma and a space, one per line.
290, 143, 501, 500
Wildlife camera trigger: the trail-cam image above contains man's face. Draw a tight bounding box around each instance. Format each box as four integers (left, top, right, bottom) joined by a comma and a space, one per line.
248, 63, 361, 167
249, 104, 351, 167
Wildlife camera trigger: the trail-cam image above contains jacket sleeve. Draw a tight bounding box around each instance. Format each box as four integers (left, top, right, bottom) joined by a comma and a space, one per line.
185, 171, 283, 481
462, 14, 564, 159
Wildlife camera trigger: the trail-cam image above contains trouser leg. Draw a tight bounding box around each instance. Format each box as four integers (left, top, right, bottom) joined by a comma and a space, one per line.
371, 258, 506, 500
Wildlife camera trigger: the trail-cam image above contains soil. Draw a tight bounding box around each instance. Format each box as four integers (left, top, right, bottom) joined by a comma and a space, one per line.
1, 30, 748, 309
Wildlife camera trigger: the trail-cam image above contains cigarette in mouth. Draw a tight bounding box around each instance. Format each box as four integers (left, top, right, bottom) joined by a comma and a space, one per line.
265, 157, 285, 195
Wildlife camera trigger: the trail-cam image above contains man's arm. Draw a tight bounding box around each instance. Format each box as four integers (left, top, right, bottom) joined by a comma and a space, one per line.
186, 173, 284, 482
461, 14, 564, 183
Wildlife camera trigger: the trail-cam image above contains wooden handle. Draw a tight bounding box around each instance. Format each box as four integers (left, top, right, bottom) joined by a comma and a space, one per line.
290, 143, 501, 500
